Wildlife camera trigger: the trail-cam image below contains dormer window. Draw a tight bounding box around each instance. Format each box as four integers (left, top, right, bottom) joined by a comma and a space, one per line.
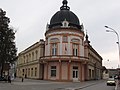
62, 20, 69, 27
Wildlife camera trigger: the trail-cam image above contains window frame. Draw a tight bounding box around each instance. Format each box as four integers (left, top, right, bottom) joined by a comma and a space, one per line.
51, 66, 56, 77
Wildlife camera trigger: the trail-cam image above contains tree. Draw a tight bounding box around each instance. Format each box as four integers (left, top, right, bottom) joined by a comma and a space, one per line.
0, 8, 17, 77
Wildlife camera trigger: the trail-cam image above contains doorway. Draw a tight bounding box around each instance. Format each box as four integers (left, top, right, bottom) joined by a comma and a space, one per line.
73, 66, 78, 81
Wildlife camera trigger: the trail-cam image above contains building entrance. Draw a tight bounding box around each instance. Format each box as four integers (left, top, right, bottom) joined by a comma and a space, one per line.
73, 66, 78, 81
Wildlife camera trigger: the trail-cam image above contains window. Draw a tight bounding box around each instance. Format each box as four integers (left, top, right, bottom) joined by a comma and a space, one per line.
31, 68, 33, 76
92, 70, 94, 78
22, 69, 24, 76
35, 50, 38, 60
35, 67, 37, 76
28, 68, 30, 76
73, 44, 79, 56
24, 56, 25, 63
29, 53, 31, 62
62, 20, 69, 27
32, 52, 34, 60
51, 43, 57, 55
26, 55, 28, 63
89, 69, 91, 78
51, 66, 56, 77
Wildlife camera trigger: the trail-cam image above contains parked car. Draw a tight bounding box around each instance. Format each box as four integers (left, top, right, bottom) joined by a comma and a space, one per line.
107, 77, 116, 86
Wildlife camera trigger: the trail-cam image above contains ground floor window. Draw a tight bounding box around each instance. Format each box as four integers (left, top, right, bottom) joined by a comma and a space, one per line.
89, 69, 91, 79
31, 68, 33, 76
28, 68, 30, 76
51, 66, 56, 77
35, 67, 37, 76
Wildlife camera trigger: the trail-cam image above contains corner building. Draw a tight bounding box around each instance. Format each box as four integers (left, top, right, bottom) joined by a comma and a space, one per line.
17, 0, 103, 82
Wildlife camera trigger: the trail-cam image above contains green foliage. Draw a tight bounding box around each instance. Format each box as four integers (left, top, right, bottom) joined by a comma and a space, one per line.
0, 8, 17, 76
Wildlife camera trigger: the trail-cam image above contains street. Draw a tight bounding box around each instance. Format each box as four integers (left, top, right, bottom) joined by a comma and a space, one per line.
0, 79, 115, 90
79, 81, 115, 90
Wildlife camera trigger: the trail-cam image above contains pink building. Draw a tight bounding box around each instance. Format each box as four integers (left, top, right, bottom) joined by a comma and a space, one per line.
40, 0, 102, 82
17, 0, 102, 82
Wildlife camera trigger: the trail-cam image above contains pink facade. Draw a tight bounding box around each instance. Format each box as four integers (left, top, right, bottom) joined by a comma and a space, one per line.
43, 61, 87, 81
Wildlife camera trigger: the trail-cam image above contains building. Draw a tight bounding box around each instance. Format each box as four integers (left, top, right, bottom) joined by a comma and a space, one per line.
16, 39, 44, 79
16, 0, 103, 82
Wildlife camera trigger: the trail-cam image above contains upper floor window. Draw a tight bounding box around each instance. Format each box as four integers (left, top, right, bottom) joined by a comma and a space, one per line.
71, 38, 80, 43
29, 53, 31, 61
51, 43, 57, 56
26, 55, 28, 63
24, 56, 25, 63
50, 38, 59, 43
32, 52, 34, 60
73, 44, 79, 56
35, 50, 38, 60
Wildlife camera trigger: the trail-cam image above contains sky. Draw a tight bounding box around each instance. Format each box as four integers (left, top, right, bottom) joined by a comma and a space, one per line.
1, 0, 120, 69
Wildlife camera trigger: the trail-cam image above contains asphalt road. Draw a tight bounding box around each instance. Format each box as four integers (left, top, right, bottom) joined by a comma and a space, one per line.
0, 79, 115, 90
80, 81, 115, 90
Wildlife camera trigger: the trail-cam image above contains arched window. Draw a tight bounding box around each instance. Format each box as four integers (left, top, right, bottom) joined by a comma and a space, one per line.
50, 38, 59, 43
71, 38, 80, 43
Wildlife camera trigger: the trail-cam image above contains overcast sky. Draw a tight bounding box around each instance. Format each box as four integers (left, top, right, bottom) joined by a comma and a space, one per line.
1, 0, 120, 69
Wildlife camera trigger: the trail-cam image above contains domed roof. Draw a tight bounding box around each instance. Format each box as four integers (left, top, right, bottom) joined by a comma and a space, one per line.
49, 0, 81, 29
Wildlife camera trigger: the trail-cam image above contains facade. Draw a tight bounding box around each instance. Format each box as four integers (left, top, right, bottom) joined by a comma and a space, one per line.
16, 0, 103, 82
16, 39, 44, 79
84, 36, 102, 80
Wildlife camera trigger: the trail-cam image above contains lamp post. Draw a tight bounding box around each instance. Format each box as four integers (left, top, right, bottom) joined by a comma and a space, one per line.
105, 26, 120, 67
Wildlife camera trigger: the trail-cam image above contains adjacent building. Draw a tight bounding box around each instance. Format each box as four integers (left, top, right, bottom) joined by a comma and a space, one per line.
17, 40, 44, 79
16, 0, 103, 82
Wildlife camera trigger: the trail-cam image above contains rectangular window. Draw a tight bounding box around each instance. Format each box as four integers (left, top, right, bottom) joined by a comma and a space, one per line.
28, 68, 30, 76
35, 67, 37, 76
89, 69, 91, 79
51, 66, 56, 77
31, 68, 33, 76
32, 52, 34, 61
22, 69, 24, 76
92, 70, 94, 78
51, 43, 57, 55
73, 44, 78, 56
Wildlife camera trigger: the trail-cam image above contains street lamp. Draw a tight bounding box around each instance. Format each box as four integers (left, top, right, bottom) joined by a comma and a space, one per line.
105, 26, 120, 67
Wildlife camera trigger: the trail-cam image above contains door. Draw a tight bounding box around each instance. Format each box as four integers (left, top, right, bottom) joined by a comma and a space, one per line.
73, 66, 78, 81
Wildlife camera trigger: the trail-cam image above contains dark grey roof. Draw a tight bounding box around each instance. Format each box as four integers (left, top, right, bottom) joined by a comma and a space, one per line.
49, 0, 81, 29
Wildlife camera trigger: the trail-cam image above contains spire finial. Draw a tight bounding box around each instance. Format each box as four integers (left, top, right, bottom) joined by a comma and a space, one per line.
62, 0, 68, 6
86, 30, 88, 41
85, 30, 90, 43
60, 0, 70, 10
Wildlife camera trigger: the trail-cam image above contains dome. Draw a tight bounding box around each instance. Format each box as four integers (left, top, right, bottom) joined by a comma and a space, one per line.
49, 0, 81, 29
